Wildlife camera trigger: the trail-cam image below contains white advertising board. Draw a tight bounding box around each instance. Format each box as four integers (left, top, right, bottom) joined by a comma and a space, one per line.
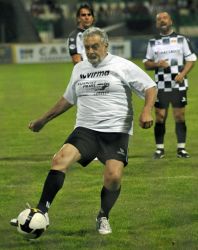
14, 43, 70, 64
109, 40, 131, 59
13, 40, 131, 64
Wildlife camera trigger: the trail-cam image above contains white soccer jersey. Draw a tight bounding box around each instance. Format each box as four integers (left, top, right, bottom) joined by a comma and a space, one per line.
63, 53, 156, 135
144, 32, 197, 92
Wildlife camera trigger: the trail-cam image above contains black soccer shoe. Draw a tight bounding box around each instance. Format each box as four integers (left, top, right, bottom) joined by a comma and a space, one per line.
177, 149, 190, 158
10, 218, 18, 227
153, 149, 165, 159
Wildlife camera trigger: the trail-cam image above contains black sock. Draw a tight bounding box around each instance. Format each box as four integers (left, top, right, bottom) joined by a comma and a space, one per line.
175, 122, 186, 144
154, 122, 165, 144
37, 170, 65, 213
98, 186, 121, 219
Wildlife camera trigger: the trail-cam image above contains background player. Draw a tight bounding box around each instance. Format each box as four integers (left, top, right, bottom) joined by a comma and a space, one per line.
68, 3, 95, 65
144, 12, 197, 159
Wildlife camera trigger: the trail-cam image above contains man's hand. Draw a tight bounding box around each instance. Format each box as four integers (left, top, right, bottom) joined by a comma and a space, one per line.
157, 60, 169, 68
29, 119, 45, 132
140, 120, 153, 129
139, 108, 154, 129
174, 73, 184, 83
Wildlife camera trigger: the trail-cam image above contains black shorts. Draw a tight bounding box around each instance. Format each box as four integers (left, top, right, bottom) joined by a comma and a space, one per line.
155, 89, 187, 109
64, 127, 129, 167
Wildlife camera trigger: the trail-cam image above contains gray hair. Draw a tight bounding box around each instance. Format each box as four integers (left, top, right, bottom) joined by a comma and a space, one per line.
83, 27, 109, 45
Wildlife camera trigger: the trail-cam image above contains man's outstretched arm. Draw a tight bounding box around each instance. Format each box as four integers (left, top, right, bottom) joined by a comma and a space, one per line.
29, 97, 73, 132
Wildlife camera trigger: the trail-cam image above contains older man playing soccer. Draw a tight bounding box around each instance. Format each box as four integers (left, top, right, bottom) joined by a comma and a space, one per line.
11, 27, 157, 236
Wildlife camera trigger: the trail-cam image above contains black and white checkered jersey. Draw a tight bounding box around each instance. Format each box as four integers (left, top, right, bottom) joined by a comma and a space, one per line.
144, 32, 197, 92
67, 27, 87, 61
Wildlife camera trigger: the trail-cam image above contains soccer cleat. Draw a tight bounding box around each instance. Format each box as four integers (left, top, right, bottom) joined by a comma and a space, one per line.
96, 217, 112, 235
10, 218, 18, 227
153, 149, 165, 159
10, 203, 49, 228
10, 202, 31, 227
177, 149, 190, 158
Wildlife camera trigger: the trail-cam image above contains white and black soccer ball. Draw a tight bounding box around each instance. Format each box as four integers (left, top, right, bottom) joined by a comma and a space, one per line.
17, 208, 47, 239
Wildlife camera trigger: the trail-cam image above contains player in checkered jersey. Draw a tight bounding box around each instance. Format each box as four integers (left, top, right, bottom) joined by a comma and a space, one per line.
144, 12, 197, 159
67, 3, 95, 65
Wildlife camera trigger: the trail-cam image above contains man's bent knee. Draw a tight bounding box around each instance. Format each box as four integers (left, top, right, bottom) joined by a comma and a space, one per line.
52, 144, 81, 172
104, 160, 124, 190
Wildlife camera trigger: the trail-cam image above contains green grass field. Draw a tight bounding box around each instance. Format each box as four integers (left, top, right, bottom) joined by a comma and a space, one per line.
0, 60, 198, 250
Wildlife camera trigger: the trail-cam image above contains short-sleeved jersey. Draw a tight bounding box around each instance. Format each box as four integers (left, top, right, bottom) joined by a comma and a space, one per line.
63, 53, 156, 135
67, 28, 87, 61
144, 32, 197, 92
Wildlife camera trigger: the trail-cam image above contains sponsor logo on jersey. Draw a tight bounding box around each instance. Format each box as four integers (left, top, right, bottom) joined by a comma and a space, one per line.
80, 70, 110, 79
77, 81, 110, 96
181, 97, 186, 102
156, 41, 162, 45
95, 82, 109, 91
170, 38, 177, 44
154, 48, 180, 55
69, 44, 76, 50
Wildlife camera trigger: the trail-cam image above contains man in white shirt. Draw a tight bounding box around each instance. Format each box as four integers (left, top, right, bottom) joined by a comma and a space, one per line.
11, 27, 157, 236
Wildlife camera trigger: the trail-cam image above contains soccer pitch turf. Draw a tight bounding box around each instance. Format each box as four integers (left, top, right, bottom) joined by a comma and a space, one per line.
0, 61, 198, 249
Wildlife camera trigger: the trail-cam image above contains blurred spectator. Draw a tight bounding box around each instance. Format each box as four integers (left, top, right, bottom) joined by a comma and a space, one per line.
31, 0, 44, 17
96, 6, 108, 28
125, 2, 153, 33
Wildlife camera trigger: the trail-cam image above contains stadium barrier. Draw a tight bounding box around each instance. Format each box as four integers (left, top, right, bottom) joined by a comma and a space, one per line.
10, 40, 131, 64
1, 37, 198, 64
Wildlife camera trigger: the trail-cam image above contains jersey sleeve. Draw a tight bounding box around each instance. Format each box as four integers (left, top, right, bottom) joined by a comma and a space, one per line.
63, 68, 77, 105
126, 62, 156, 98
143, 40, 155, 62
183, 37, 197, 61
68, 32, 78, 56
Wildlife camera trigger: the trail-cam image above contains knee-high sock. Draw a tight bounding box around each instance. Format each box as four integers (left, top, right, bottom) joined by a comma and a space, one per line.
37, 170, 65, 213
98, 186, 121, 219
154, 122, 165, 145
176, 122, 186, 144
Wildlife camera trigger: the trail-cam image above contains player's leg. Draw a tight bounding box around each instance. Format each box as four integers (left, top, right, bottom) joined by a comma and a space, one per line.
96, 160, 124, 235
172, 90, 189, 158
101, 160, 124, 216
10, 143, 81, 227
96, 132, 128, 234
173, 107, 189, 158
37, 143, 81, 213
153, 107, 168, 159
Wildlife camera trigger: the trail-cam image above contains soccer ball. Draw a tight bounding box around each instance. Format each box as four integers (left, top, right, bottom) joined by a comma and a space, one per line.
17, 208, 47, 239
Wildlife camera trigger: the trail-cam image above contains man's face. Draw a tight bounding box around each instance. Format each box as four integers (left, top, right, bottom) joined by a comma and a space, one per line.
84, 35, 108, 67
156, 12, 172, 34
78, 8, 94, 29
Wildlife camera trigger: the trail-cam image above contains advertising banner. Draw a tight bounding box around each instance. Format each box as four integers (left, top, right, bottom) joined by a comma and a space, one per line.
109, 40, 131, 59
13, 43, 71, 64
13, 40, 131, 64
